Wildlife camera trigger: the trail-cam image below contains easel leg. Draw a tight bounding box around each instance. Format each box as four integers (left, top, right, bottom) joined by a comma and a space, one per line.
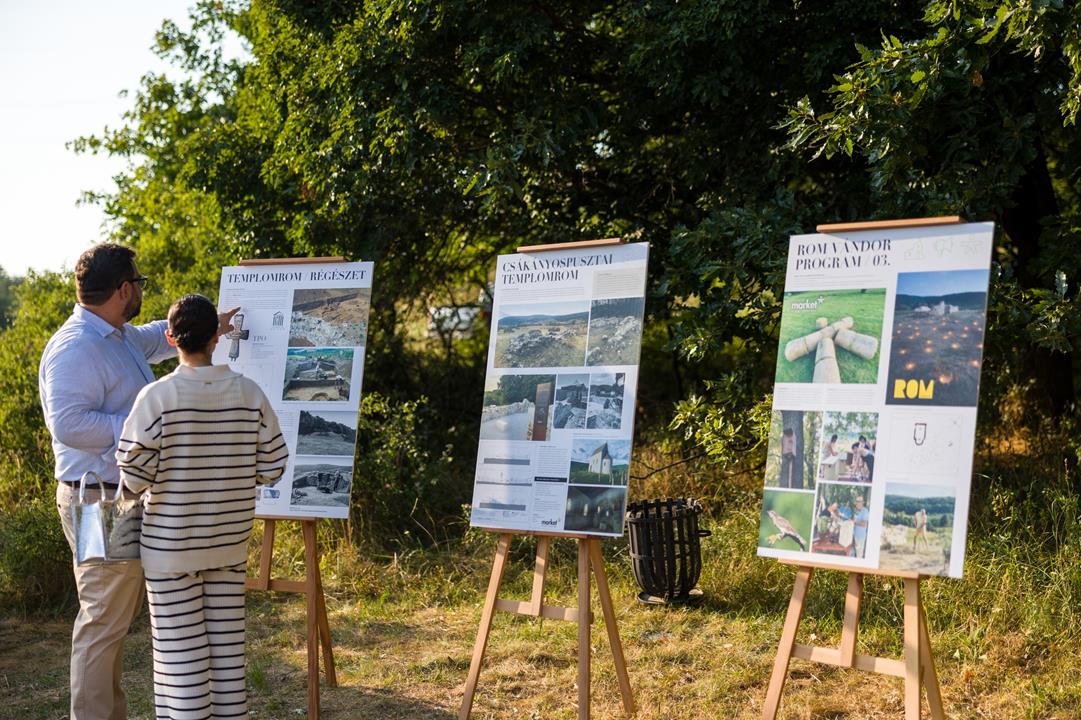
315, 558, 337, 687
529, 536, 550, 615
839, 573, 863, 667
903, 577, 922, 720
459, 533, 512, 720
762, 566, 813, 720
919, 604, 944, 720
588, 538, 635, 716
577, 539, 591, 720
302, 520, 321, 720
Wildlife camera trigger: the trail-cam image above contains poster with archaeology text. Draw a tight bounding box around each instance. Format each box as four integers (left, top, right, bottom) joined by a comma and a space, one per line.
213, 261, 374, 519
758, 222, 993, 578
469, 242, 649, 537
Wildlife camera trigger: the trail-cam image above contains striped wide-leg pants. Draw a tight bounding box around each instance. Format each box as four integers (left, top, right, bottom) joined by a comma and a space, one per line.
144, 563, 248, 720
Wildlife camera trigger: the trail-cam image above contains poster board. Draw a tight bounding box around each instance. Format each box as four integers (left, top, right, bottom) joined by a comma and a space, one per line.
213, 260, 374, 519
757, 222, 993, 577
469, 242, 650, 537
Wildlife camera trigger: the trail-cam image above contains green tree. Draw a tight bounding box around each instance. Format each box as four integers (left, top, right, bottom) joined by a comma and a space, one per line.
4, 0, 1068, 535
0, 266, 19, 330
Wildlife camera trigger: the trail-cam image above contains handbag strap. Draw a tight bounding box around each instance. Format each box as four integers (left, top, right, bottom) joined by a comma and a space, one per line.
78, 471, 104, 504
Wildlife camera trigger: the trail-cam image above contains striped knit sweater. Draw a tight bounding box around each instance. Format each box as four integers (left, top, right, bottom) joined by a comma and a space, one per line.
117, 363, 289, 573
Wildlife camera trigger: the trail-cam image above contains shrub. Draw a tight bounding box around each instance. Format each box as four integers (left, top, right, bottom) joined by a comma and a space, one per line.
0, 498, 75, 611
350, 392, 459, 546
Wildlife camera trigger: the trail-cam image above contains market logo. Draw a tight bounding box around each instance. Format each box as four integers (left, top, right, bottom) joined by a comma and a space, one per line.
893, 378, 934, 400
790, 295, 826, 311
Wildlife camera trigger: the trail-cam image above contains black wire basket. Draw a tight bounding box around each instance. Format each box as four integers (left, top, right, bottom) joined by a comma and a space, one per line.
625, 497, 710, 605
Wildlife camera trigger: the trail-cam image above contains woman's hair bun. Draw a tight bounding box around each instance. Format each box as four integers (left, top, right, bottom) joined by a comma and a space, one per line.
167, 294, 219, 353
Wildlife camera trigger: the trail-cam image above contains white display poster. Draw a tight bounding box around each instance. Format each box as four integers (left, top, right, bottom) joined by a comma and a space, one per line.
212, 261, 374, 519
469, 242, 650, 537
756, 222, 994, 577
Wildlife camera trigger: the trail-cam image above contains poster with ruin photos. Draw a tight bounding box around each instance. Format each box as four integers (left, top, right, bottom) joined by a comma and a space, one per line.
758, 222, 993, 578
213, 261, 374, 519
470, 242, 649, 537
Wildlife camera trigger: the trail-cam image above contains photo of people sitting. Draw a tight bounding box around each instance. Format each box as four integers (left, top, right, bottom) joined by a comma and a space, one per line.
811, 484, 871, 558
817, 411, 878, 484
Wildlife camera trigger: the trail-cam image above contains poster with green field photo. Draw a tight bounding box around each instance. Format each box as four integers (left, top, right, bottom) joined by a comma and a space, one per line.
760, 222, 994, 578
774, 288, 886, 385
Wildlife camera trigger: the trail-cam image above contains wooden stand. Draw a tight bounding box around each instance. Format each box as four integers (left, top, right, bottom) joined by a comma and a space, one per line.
246, 518, 337, 720
234, 255, 347, 718
760, 215, 963, 718
459, 532, 635, 719
762, 561, 944, 720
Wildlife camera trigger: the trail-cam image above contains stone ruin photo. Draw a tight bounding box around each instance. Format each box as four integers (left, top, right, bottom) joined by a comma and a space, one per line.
289, 461, 353, 508
586, 296, 645, 366
289, 287, 371, 348
282, 347, 354, 402
494, 300, 589, 368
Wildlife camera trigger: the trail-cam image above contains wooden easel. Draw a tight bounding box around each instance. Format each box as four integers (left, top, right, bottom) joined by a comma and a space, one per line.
762, 561, 943, 720
246, 518, 337, 719
462, 236, 635, 719
763, 216, 964, 720
459, 532, 635, 719
235, 255, 348, 720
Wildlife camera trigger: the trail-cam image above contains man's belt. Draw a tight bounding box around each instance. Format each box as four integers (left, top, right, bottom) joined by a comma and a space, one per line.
59, 478, 119, 488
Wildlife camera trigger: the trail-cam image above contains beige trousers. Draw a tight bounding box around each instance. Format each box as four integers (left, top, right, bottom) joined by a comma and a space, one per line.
56, 482, 145, 720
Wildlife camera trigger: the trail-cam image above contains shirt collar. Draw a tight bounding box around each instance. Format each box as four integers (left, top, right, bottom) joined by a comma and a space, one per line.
73, 304, 122, 338
173, 364, 238, 380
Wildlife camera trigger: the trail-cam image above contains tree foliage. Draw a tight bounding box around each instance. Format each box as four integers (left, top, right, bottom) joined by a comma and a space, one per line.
2, 0, 1080, 544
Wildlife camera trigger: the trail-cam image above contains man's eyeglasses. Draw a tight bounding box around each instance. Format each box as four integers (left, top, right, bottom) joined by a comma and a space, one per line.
123, 275, 150, 290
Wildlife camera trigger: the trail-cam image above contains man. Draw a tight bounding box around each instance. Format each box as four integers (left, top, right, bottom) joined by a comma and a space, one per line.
852, 495, 869, 558
40, 243, 236, 720
913, 507, 929, 549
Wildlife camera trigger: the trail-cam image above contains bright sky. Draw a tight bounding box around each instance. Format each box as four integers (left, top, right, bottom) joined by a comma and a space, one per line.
897, 269, 991, 297
0, 1, 241, 277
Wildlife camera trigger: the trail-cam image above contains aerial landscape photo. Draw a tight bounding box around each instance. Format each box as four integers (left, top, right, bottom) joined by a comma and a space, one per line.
289, 287, 371, 347
493, 300, 589, 368
774, 288, 885, 384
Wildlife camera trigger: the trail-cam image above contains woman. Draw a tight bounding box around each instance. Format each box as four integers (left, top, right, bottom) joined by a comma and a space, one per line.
117, 294, 289, 720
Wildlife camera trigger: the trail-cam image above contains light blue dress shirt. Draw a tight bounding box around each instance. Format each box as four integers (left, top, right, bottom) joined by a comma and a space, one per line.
39, 305, 176, 484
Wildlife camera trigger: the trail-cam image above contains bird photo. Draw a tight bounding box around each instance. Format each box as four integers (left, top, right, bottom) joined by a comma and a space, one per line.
767, 509, 807, 551
758, 490, 814, 554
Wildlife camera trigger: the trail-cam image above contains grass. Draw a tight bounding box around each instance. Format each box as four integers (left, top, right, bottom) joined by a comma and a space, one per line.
3, 418, 1081, 719
8, 488, 1081, 720
774, 289, 886, 384
4, 521, 1080, 720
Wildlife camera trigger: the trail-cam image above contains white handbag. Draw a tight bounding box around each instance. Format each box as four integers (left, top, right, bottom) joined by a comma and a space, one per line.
72, 471, 142, 564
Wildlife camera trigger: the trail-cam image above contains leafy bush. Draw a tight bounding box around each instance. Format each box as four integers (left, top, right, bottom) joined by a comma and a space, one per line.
351, 392, 459, 545
0, 498, 75, 610
0, 271, 73, 510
